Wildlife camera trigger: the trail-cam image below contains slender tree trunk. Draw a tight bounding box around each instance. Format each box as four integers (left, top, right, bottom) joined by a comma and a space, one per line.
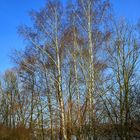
73, 27, 82, 139
87, 2, 95, 138
55, 12, 67, 140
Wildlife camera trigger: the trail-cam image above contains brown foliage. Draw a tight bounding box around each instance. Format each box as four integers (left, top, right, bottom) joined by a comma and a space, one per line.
0, 124, 32, 140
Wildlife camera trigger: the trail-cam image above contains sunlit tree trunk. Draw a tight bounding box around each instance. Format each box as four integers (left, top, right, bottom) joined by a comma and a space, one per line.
54, 9, 67, 140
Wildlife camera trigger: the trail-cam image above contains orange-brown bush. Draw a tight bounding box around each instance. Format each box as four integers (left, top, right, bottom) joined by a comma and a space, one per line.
0, 124, 32, 140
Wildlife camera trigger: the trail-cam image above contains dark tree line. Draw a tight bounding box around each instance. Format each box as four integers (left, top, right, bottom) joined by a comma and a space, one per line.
0, 0, 140, 140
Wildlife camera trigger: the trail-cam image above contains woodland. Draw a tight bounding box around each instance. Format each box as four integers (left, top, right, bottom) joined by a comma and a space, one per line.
0, 0, 140, 140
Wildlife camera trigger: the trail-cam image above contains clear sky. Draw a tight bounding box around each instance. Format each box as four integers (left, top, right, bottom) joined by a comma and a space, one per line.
0, 0, 140, 73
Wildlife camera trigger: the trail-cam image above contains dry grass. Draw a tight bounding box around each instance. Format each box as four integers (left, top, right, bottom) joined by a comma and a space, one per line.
0, 124, 32, 140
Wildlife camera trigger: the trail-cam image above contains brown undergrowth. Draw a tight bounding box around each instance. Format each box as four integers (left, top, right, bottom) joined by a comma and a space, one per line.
0, 124, 32, 140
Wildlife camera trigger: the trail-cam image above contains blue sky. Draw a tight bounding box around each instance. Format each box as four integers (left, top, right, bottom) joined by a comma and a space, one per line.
0, 0, 140, 73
